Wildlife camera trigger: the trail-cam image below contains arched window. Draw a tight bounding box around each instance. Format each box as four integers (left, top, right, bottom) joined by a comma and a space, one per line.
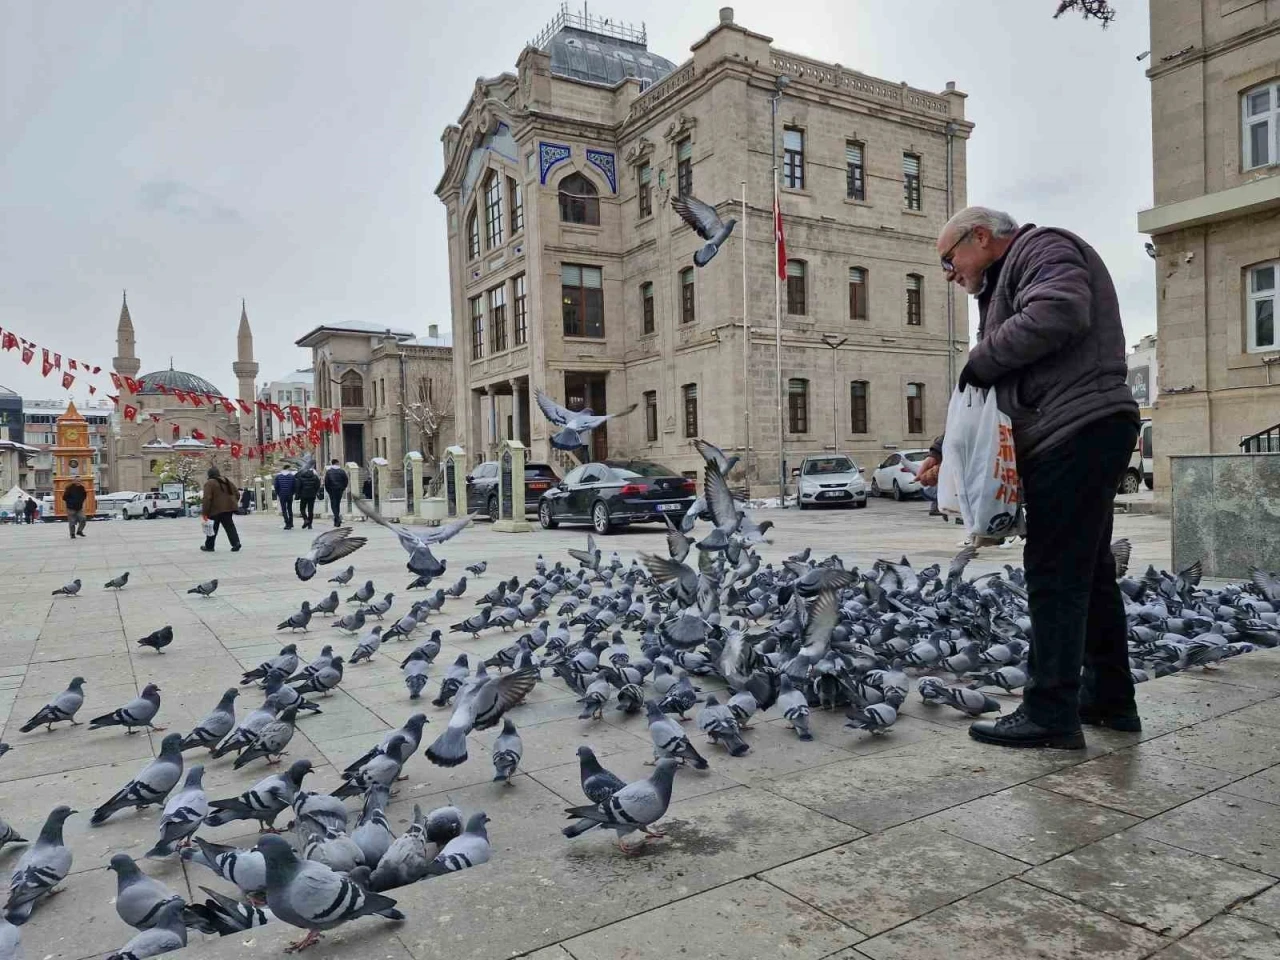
340, 370, 365, 408
466, 208, 480, 260
558, 172, 600, 225
786, 260, 807, 315
483, 171, 504, 248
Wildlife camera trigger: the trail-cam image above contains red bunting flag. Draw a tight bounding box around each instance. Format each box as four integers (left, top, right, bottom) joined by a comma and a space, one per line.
123, 404, 138, 422
111, 372, 123, 391
237, 398, 253, 415
775, 195, 787, 280
191, 428, 206, 441
189, 393, 203, 407
172, 389, 188, 404
108, 394, 120, 406
331, 410, 341, 432
231, 442, 243, 458
289, 405, 304, 428
270, 403, 285, 422
53, 353, 61, 370
21, 344, 34, 365
68, 358, 77, 371
255, 399, 269, 412
149, 414, 161, 422
125, 377, 143, 394
308, 406, 323, 427
88, 384, 97, 395
212, 437, 228, 448
156, 383, 169, 394
41, 350, 54, 377
1, 331, 17, 351
61, 372, 75, 389
220, 397, 236, 414
91, 365, 101, 375
308, 428, 322, 446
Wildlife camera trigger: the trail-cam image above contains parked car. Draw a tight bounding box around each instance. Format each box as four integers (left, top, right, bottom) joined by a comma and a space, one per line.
1119, 418, 1154, 494
795, 455, 867, 510
538, 459, 697, 534
465, 461, 561, 521
121, 491, 184, 519
870, 450, 929, 500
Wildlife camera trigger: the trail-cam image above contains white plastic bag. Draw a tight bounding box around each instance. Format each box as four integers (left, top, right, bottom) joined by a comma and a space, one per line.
938, 387, 1022, 539
202, 518, 215, 538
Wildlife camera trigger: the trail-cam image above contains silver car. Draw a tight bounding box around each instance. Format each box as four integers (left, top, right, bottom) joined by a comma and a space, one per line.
796, 455, 868, 510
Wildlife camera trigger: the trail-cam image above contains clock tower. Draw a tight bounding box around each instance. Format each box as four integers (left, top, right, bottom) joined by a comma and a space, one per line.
52, 401, 96, 518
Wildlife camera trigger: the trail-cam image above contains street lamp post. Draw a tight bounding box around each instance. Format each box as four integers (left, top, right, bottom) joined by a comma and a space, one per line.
820, 335, 848, 454
772, 74, 789, 506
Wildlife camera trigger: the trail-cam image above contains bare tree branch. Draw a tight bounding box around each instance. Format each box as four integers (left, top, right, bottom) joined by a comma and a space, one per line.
1054, 0, 1117, 26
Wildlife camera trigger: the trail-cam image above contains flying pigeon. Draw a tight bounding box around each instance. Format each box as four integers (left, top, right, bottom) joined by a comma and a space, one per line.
104, 571, 130, 590
204, 758, 312, 831
354, 497, 473, 578
691, 437, 740, 476
490, 718, 523, 784
424, 811, 491, 876
278, 603, 312, 632
670, 193, 737, 267
19, 677, 85, 732
136, 625, 174, 653
328, 565, 355, 584
88, 683, 163, 733
534, 388, 638, 452
51, 578, 81, 597
187, 579, 218, 597
562, 757, 678, 852
294, 527, 367, 582
91, 733, 184, 825
3, 805, 74, 925
424, 667, 538, 767
145, 765, 208, 857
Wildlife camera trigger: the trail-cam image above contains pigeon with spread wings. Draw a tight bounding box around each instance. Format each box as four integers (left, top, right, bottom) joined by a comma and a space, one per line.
670, 194, 737, 267
294, 527, 367, 582
353, 496, 474, 578
534, 388, 637, 453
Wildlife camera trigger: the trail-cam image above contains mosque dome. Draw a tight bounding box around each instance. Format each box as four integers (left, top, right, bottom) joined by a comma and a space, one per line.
136, 367, 225, 398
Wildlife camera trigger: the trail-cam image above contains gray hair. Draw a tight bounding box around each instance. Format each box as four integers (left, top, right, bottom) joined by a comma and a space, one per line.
943, 206, 1019, 239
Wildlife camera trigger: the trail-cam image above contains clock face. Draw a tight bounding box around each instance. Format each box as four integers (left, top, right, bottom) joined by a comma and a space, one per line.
69, 458, 80, 471
64, 427, 81, 443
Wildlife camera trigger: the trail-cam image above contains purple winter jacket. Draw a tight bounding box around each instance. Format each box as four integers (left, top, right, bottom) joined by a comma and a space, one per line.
965, 224, 1139, 462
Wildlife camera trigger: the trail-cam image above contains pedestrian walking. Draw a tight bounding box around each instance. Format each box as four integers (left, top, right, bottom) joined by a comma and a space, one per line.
239, 487, 253, 514
936, 206, 1140, 750
200, 465, 242, 553
274, 465, 297, 530
24, 497, 37, 524
295, 461, 321, 529
62, 481, 88, 539
322, 459, 348, 527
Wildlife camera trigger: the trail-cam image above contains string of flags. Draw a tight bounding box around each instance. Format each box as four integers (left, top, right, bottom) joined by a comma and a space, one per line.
0, 323, 341, 461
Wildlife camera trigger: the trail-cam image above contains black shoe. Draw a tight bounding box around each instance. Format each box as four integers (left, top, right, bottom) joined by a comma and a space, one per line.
77, 532, 85, 537
1078, 699, 1142, 732
231, 544, 241, 552
969, 707, 1085, 750
200, 545, 214, 552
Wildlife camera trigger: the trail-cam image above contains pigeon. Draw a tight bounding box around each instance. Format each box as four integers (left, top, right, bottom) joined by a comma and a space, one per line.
0, 920, 18, 960
347, 580, 375, 605
183, 885, 274, 936
295, 527, 367, 582
444, 576, 468, 598
691, 437, 740, 476
328, 565, 355, 584
242, 644, 300, 686
847, 702, 898, 735
403, 652, 430, 699
348, 626, 385, 664
312, 591, 341, 617
368, 806, 432, 891
342, 715, 429, 776
286, 646, 335, 685
424, 806, 464, 848
187, 579, 218, 597
383, 610, 419, 642
450, 607, 491, 637
432, 654, 470, 707
104, 571, 130, 590
3, 805, 74, 925
256, 833, 403, 952
577, 673, 614, 720
135, 625, 174, 653
362, 592, 395, 620
232, 704, 301, 769
534, 389, 638, 452
351, 785, 395, 868
670, 193, 737, 267
332, 608, 366, 634
424, 811, 491, 876
726, 690, 759, 728
210, 695, 281, 759
180, 689, 239, 752
425, 667, 538, 767
108, 853, 184, 931
145, 765, 208, 857
89, 683, 163, 733
697, 694, 749, 756
292, 655, 344, 696
180, 836, 265, 898
491, 719, 523, 783
51, 578, 81, 597
562, 757, 678, 852
561, 746, 627, 838
353, 496, 473, 578
91, 733, 184, 825
940, 685, 1003, 717
0, 816, 25, 852
776, 674, 813, 741
19, 677, 85, 732
331, 735, 411, 799
292, 792, 350, 841
644, 701, 709, 769
303, 827, 366, 874
205, 758, 312, 831
104, 899, 187, 960
278, 603, 313, 632
465, 560, 487, 576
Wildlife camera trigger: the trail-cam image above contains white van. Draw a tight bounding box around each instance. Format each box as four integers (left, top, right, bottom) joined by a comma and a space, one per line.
1120, 419, 1153, 493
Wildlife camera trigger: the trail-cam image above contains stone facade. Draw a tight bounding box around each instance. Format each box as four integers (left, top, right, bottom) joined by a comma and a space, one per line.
436, 9, 972, 484
1138, 1, 1280, 498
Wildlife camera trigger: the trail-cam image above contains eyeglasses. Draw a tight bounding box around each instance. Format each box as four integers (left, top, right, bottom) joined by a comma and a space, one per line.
940, 228, 973, 273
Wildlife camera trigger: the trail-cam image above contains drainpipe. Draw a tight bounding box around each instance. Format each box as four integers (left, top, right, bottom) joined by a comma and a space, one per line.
945, 121, 957, 391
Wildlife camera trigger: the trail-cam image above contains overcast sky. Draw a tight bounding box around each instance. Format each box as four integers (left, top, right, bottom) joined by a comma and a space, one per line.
0, 0, 1152, 403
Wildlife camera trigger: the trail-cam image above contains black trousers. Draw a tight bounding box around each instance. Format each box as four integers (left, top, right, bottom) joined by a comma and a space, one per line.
204, 511, 241, 549
298, 497, 315, 527
280, 497, 294, 528
327, 491, 343, 524
1020, 413, 1139, 729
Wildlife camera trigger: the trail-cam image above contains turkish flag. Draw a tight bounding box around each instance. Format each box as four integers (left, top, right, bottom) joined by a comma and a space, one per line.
189, 393, 204, 407
172, 424, 180, 439
231, 442, 243, 458
192, 428, 207, 441
88, 384, 97, 395
123, 404, 138, 422
270, 403, 285, 422
61, 372, 75, 389
53, 353, 61, 370
41, 349, 54, 377
308, 406, 323, 427
331, 410, 341, 432
21, 344, 34, 365
213, 437, 228, 448
172, 389, 187, 404
91, 365, 101, 374
0, 332, 15, 351
149, 414, 161, 422
289, 406, 304, 428
110, 372, 123, 391
774, 196, 787, 280
124, 376, 143, 394
68, 358, 77, 370
238, 398, 253, 415
221, 397, 236, 414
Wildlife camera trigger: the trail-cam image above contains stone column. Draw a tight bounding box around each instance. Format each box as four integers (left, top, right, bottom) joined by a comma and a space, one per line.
486, 384, 497, 459
344, 462, 360, 518
509, 378, 523, 449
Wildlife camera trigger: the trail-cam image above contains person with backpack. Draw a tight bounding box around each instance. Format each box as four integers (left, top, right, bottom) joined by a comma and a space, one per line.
201, 465, 242, 552
322, 459, 348, 527
273, 465, 297, 530
295, 462, 321, 529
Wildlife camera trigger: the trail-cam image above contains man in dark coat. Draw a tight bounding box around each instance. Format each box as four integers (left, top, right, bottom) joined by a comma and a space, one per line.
24, 496, 37, 524
937, 206, 1140, 750
322, 459, 348, 527
295, 463, 321, 529
201, 465, 242, 552
63, 481, 88, 539
273, 466, 296, 530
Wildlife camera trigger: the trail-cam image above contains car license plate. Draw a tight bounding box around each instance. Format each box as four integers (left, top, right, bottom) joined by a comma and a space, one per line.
656, 502, 683, 512
818, 491, 847, 500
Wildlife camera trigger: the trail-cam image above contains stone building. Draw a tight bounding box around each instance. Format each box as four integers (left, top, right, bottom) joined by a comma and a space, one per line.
435, 7, 972, 483
297, 322, 454, 481
1138, 0, 1280, 489
259, 370, 315, 443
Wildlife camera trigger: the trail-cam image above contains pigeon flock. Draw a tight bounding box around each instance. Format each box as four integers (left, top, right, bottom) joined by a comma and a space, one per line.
3, 437, 1279, 960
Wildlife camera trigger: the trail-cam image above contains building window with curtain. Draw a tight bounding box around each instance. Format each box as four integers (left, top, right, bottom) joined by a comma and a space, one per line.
466, 208, 480, 260
1243, 82, 1280, 170
679, 267, 695, 323
783, 127, 805, 189
682, 383, 698, 437
1248, 262, 1278, 352
907, 382, 925, 434
489, 284, 508, 353
846, 140, 865, 200
849, 267, 868, 320
641, 281, 655, 335
558, 172, 600, 225
638, 163, 652, 217
508, 177, 523, 234
850, 381, 869, 433
788, 378, 809, 433
512, 274, 528, 346
903, 153, 922, 210
562, 264, 604, 337
906, 274, 923, 326
644, 390, 658, 441
786, 260, 807, 315
677, 138, 692, 198
469, 295, 484, 359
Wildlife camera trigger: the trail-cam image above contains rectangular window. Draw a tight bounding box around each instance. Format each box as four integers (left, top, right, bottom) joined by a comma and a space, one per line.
850, 381, 869, 433
906, 274, 923, 326
786, 260, 807, 315
783, 127, 805, 190
1244, 83, 1279, 171
677, 138, 692, 198
484, 174, 504, 248
907, 381, 925, 434
680, 268, 695, 324
417, 378, 430, 404
469, 295, 484, 359
562, 264, 605, 338
467, 212, 480, 260
849, 267, 868, 320
903, 153, 922, 210
512, 274, 528, 346
644, 390, 658, 441
1249, 262, 1278, 352
489, 284, 508, 353
509, 177, 523, 234
638, 163, 652, 217
641, 281, 655, 335
846, 140, 865, 200
788, 378, 809, 433
682, 383, 698, 437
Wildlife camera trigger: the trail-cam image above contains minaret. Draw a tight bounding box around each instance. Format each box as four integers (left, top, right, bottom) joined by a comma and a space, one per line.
113, 291, 140, 379
232, 300, 259, 459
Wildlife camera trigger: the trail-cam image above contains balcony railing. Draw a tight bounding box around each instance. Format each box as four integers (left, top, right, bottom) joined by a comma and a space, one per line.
1240, 422, 1280, 453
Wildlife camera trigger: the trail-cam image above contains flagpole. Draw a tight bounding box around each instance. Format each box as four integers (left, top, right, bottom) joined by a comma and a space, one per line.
740, 179, 750, 497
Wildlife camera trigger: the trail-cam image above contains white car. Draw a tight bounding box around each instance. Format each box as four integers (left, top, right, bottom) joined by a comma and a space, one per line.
870, 450, 930, 500
121, 491, 183, 519
796, 455, 868, 510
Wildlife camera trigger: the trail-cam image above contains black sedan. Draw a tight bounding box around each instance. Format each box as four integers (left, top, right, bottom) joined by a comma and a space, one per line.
465, 461, 560, 520
538, 459, 696, 534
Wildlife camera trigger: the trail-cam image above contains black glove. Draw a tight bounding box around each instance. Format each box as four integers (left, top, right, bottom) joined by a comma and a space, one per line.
957, 361, 988, 392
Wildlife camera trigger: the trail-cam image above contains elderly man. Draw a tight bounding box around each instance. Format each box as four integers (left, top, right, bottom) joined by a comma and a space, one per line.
937, 206, 1140, 749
